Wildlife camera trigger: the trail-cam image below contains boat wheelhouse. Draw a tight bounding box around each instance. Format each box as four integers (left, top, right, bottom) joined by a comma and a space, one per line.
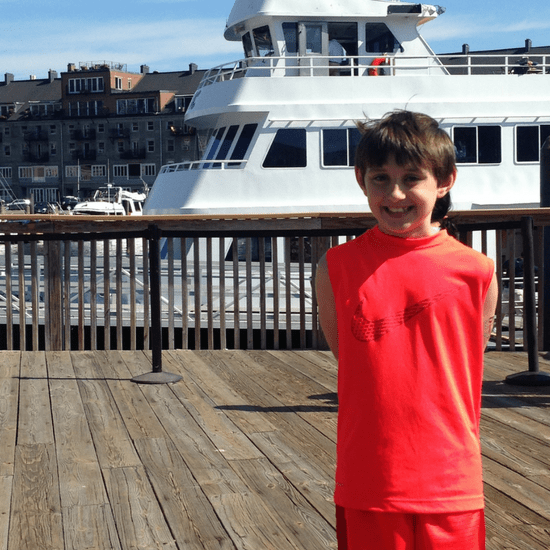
144, 0, 550, 216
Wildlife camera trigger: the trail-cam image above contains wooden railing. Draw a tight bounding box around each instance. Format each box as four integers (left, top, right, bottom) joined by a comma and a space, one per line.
0, 209, 548, 356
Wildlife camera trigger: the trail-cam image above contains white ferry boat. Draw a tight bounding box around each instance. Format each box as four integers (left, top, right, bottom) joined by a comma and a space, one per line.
144, 0, 550, 216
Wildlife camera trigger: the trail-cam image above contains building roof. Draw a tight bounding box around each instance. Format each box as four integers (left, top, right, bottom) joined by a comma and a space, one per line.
0, 74, 61, 104
132, 68, 207, 95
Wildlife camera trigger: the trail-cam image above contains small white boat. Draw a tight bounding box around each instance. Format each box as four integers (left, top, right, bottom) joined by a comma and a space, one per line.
73, 186, 147, 216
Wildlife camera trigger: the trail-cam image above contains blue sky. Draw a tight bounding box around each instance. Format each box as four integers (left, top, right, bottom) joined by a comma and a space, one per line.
2, 0, 550, 80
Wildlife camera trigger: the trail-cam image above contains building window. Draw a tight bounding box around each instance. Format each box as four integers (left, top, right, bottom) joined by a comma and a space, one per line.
132, 122, 139, 132
117, 141, 124, 153
147, 140, 155, 152
66, 166, 80, 178
45, 167, 58, 178
3, 145, 10, 156
142, 164, 156, 176
167, 140, 175, 152
92, 165, 107, 178
453, 126, 502, 164
113, 164, 128, 178
98, 142, 105, 153
0, 167, 12, 178
117, 98, 155, 115
68, 77, 105, 94
50, 125, 57, 135
263, 129, 307, 168
50, 143, 57, 156
115, 77, 122, 90
19, 167, 33, 179
147, 121, 154, 131
98, 123, 105, 133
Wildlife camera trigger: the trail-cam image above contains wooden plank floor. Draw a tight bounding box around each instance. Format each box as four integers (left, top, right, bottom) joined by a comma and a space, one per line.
0, 350, 548, 550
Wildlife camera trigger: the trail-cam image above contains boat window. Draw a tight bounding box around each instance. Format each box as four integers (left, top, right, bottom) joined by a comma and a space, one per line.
516, 125, 550, 163
305, 24, 323, 54
205, 127, 225, 160
243, 32, 254, 58
263, 129, 307, 168
203, 127, 225, 168
282, 23, 298, 54
253, 26, 274, 57
365, 23, 401, 53
453, 126, 501, 164
322, 128, 362, 167
216, 125, 239, 161
230, 123, 258, 164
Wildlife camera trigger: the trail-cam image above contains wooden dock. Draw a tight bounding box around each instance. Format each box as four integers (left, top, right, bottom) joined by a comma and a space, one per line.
0, 349, 549, 549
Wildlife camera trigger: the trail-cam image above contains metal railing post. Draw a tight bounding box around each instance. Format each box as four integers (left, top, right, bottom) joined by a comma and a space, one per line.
505, 216, 550, 385
132, 224, 182, 384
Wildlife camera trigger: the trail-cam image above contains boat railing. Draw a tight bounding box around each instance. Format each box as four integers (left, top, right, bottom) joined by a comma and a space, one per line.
0, 209, 548, 354
195, 54, 550, 90
161, 159, 249, 173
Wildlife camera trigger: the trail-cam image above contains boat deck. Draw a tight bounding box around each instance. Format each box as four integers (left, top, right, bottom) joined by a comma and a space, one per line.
1, 350, 549, 549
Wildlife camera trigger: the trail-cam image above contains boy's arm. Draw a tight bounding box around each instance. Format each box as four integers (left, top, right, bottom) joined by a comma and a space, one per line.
483, 272, 499, 349
315, 253, 339, 360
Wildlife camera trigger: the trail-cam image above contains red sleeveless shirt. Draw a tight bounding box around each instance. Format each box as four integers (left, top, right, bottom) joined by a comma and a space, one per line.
327, 226, 494, 513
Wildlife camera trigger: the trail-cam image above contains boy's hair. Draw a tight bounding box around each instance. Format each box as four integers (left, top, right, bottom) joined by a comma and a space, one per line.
354, 110, 456, 222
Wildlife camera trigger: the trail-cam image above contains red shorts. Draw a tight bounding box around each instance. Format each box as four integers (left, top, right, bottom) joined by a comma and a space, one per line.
336, 505, 485, 550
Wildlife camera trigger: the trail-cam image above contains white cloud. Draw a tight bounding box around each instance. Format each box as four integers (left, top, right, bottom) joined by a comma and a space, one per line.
0, 18, 243, 78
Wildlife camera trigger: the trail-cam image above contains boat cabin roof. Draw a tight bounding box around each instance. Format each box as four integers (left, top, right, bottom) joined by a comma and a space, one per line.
225, 0, 442, 40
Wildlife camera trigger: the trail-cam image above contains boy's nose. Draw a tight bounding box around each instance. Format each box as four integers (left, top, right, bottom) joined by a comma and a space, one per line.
389, 182, 407, 200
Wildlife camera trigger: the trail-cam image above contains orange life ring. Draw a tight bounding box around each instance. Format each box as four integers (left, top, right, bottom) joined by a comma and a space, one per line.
368, 57, 387, 76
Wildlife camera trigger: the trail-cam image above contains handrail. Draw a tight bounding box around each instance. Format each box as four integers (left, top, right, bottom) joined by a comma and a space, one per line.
0, 209, 548, 355
195, 54, 550, 89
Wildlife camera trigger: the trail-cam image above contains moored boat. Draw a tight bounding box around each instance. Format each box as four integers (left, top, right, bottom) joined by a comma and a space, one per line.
73, 185, 147, 216
144, 0, 550, 217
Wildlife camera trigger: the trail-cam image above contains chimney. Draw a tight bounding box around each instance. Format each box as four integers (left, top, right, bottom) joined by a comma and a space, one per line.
462, 44, 470, 56
525, 39, 532, 52
48, 69, 58, 82
67, 63, 76, 72
4, 73, 14, 85
141, 64, 150, 74
189, 63, 198, 74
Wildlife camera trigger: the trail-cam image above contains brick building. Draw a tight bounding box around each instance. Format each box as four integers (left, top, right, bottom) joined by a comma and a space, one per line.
0, 61, 204, 203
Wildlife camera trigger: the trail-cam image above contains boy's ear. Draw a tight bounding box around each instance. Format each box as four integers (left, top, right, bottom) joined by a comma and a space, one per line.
355, 166, 367, 194
437, 167, 457, 198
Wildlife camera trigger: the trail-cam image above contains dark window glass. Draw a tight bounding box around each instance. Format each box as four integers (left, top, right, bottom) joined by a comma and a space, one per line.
282, 23, 298, 54
348, 127, 362, 165
454, 127, 477, 163
203, 127, 225, 168
253, 26, 274, 57
517, 126, 539, 162
216, 125, 239, 160
242, 32, 254, 58
322, 128, 362, 166
305, 24, 323, 54
541, 125, 550, 148
230, 124, 258, 164
365, 23, 400, 53
263, 129, 307, 168
478, 126, 501, 164
323, 129, 347, 166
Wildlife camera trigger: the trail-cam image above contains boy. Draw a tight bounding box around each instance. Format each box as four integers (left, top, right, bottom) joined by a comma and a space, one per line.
316, 111, 498, 549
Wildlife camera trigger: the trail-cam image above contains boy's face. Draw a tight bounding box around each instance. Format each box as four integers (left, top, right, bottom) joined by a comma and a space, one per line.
356, 156, 455, 239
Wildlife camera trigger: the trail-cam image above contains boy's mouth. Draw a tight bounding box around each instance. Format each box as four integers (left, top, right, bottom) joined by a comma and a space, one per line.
384, 206, 413, 214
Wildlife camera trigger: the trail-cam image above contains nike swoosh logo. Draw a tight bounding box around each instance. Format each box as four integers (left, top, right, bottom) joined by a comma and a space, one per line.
351, 288, 460, 342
